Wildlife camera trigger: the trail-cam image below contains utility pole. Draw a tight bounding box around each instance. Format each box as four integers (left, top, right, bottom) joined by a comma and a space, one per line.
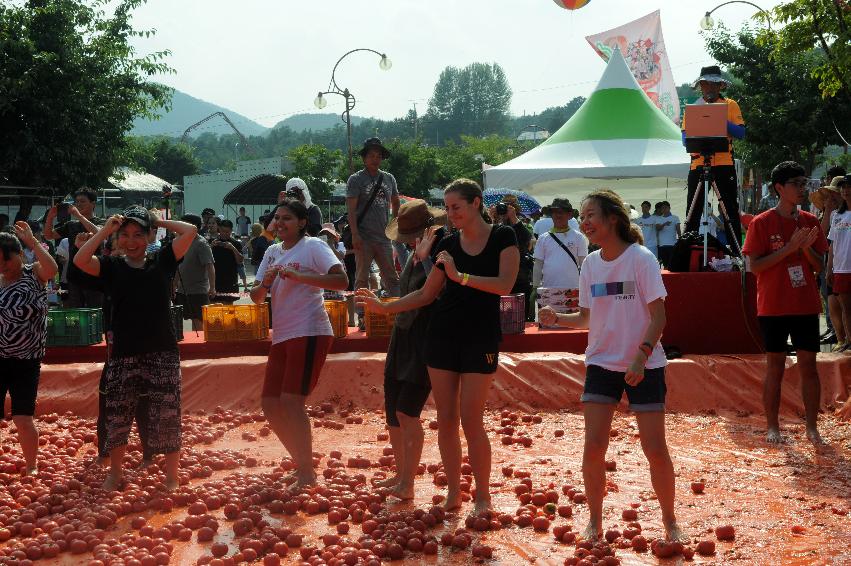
411, 102, 418, 140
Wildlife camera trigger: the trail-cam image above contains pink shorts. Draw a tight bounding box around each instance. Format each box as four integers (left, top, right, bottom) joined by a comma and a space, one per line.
263, 336, 333, 397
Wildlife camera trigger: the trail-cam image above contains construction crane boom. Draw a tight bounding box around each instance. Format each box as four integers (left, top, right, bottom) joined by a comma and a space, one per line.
180, 112, 257, 155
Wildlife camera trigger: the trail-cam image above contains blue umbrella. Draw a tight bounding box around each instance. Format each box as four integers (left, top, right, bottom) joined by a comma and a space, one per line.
483, 188, 542, 216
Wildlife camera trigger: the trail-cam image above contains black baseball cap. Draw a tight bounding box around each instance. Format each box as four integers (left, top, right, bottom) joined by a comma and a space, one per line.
122, 205, 150, 229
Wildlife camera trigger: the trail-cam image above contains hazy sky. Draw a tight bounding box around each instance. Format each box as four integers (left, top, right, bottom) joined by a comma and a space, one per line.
127, 0, 780, 127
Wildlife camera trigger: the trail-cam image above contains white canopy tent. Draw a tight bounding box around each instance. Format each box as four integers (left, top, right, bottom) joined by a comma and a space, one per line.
484, 48, 693, 217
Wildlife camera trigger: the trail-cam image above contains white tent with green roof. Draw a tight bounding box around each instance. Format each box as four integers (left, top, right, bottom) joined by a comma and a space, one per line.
484, 47, 690, 191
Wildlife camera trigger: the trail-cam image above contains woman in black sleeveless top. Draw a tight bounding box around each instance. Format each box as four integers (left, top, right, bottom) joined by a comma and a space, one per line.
358, 179, 519, 515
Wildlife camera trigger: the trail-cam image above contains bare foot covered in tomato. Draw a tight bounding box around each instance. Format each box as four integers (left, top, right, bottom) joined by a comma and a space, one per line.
373, 475, 399, 488
837, 398, 851, 421
280, 471, 299, 486
102, 472, 123, 492
766, 427, 785, 444
806, 427, 826, 447
665, 521, 688, 543
163, 476, 179, 492
387, 482, 414, 501
441, 490, 462, 511
580, 523, 602, 542
471, 497, 492, 517
288, 472, 317, 493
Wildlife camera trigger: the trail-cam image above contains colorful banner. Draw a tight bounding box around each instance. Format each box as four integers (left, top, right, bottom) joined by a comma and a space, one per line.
585, 10, 680, 124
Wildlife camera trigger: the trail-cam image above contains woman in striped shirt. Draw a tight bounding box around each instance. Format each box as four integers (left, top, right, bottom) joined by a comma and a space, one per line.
0, 222, 58, 475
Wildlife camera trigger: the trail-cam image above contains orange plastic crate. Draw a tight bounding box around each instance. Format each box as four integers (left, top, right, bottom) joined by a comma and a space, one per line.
365, 298, 397, 338
324, 300, 348, 339
202, 303, 269, 342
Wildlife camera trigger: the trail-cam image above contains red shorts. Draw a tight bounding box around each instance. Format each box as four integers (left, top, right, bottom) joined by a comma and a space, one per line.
263, 336, 334, 397
834, 273, 851, 294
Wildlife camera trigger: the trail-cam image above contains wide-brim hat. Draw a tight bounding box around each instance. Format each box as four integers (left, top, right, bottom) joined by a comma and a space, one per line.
385, 199, 446, 244
318, 222, 340, 241
358, 137, 391, 159
542, 197, 573, 214
810, 175, 846, 209
692, 65, 730, 89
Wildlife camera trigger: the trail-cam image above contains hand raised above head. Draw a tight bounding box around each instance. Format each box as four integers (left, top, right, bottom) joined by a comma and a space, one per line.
74, 232, 92, 249
104, 215, 124, 235
12, 221, 36, 247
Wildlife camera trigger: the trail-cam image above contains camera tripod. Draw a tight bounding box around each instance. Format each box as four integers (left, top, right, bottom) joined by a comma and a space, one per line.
684, 146, 743, 266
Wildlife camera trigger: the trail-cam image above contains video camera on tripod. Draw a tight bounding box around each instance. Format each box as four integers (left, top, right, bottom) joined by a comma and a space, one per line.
683, 103, 743, 266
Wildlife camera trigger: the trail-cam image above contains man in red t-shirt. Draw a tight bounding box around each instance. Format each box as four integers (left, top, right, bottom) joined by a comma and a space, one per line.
742, 161, 829, 445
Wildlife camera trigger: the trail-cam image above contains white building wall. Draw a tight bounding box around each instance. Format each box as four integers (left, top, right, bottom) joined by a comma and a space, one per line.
183, 157, 288, 218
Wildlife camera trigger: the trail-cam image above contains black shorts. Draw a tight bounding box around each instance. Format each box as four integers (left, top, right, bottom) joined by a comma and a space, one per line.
581, 364, 666, 412
758, 314, 819, 353
426, 337, 499, 375
0, 357, 41, 418
174, 292, 210, 320
384, 373, 431, 427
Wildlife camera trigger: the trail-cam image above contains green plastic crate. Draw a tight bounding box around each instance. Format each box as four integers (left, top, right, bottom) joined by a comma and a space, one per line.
46, 308, 103, 347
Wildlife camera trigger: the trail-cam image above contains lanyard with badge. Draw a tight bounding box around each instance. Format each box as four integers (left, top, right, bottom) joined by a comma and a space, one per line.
787, 212, 806, 289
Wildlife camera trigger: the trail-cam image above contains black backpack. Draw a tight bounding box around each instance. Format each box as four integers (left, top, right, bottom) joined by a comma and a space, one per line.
669, 231, 729, 272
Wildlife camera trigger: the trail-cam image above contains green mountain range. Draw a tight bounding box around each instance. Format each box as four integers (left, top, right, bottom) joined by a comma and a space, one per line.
272, 113, 365, 132
132, 89, 367, 138
131, 89, 269, 138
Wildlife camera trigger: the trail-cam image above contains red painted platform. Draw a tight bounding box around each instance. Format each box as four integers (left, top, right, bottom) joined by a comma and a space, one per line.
42, 272, 762, 365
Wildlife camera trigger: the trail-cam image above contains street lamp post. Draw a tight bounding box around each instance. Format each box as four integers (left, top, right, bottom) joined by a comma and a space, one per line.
313, 49, 392, 175
699, 1, 771, 31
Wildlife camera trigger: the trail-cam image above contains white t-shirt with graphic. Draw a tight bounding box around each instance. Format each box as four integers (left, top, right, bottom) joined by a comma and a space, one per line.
533, 230, 588, 288
633, 215, 658, 248
255, 237, 342, 344
579, 244, 667, 371
656, 214, 680, 246
828, 210, 851, 273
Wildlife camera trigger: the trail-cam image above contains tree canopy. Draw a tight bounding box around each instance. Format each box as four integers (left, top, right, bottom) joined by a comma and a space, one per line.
766, 0, 851, 99
285, 144, 343, 203
0, 0, 172, 191
705, 24, 851, 174
424, 62, 513, 143
124, 137, 200, 185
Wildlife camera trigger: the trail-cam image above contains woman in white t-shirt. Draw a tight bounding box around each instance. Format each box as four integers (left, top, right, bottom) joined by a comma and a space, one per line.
826, 177, 851, 353
250, 199, 348, 491
539, 189, 682, 543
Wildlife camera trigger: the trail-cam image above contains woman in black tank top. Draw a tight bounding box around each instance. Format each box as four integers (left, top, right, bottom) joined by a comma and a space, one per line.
357, 179, 519, 516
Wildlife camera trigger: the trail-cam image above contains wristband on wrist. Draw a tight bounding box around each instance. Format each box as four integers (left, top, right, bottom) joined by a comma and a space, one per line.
461, 273, 470, 286
262, 282, 273, 290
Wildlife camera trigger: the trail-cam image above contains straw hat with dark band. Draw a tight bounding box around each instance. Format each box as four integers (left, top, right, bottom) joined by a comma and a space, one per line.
385, 199, 446, 244
810, 175, 846, 210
